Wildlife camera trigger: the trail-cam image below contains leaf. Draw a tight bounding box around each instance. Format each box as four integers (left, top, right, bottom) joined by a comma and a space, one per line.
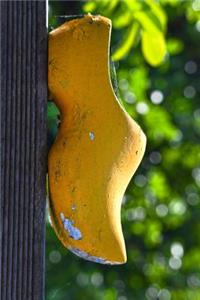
144, 106, 178, 141
167, 38, 184, 55
48, 102, 60, 119
133, 7, 167, 66
83, 1, 97, 13
112, 22, 139, 61
145, 0, 167, 31
134, 10, 163, 34
141, 30, 167, 66
125, 0, 143, 12
106, 0, 119, 13
112, 10, 133, 29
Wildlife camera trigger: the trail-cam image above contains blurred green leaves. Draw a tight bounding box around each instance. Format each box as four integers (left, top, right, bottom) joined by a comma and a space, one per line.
141, 30, 166, 66
167, 38, 184, 55
112, 22, 139, 61
84, 0, 167, 66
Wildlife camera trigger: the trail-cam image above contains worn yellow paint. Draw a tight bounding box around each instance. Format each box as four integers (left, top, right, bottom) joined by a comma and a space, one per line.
48, 14, 146, 264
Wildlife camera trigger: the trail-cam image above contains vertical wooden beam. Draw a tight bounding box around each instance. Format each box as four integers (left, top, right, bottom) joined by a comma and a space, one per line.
0, 1, 47, 299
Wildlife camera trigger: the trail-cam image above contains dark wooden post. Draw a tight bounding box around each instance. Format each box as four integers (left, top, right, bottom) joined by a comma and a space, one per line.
0, 1, 47, 299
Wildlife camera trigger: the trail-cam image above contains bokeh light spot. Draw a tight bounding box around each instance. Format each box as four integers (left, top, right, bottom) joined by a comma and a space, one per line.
149, 151, 162, 165
49, 250, 62, 264
91, 272, 104, 287
184, 85, 196, 99
76, 273, 89, 287
170, 242, 184, 258
150, 90, 164, 104
134, 174, 147, 187
156, 204, 168, 217
136, 102, 149, 114
169, 257, 182, 270
158, 289, 171, 300
184, 61, 197, 74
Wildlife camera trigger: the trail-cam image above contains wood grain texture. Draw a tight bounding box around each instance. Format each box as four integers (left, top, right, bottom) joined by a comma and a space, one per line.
0, 1, 47, 299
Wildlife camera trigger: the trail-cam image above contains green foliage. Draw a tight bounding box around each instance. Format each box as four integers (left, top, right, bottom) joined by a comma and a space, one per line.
47, 102, 59, 150
84, 0, 167, 66
112, 22, 139, 61
167, 38, 184, 55
47, 1, 200, 299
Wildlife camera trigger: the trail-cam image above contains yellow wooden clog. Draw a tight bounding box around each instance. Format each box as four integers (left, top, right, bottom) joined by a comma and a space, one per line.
48, 14, 146, 264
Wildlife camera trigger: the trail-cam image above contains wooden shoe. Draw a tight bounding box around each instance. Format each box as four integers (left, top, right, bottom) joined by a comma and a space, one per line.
48, 14, 146, 264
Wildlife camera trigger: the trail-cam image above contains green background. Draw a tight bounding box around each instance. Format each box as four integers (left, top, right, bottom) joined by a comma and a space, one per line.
46, 1, 200, 299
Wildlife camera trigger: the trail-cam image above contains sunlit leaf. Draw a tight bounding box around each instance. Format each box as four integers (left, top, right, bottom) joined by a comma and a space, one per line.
112, 10, 133, 29
124, 0, 143, 12
97, 0, 113, 10
141, 30, 167, 66
112, 22, 139, 61
145, 0, 167, 31
134, 10, 163, 34
186, 5, 200, 23
83, 1, 97, 13
106, 0, 119, 13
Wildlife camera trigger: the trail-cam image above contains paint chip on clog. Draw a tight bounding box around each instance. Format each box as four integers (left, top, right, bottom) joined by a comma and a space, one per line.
89, 132, 95, 141
60, 213, 82, 240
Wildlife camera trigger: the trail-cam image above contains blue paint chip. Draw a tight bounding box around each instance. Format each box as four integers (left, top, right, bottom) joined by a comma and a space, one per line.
89, 132, 95, 141
69, 247, 123, 265
60, 213, 82, 240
